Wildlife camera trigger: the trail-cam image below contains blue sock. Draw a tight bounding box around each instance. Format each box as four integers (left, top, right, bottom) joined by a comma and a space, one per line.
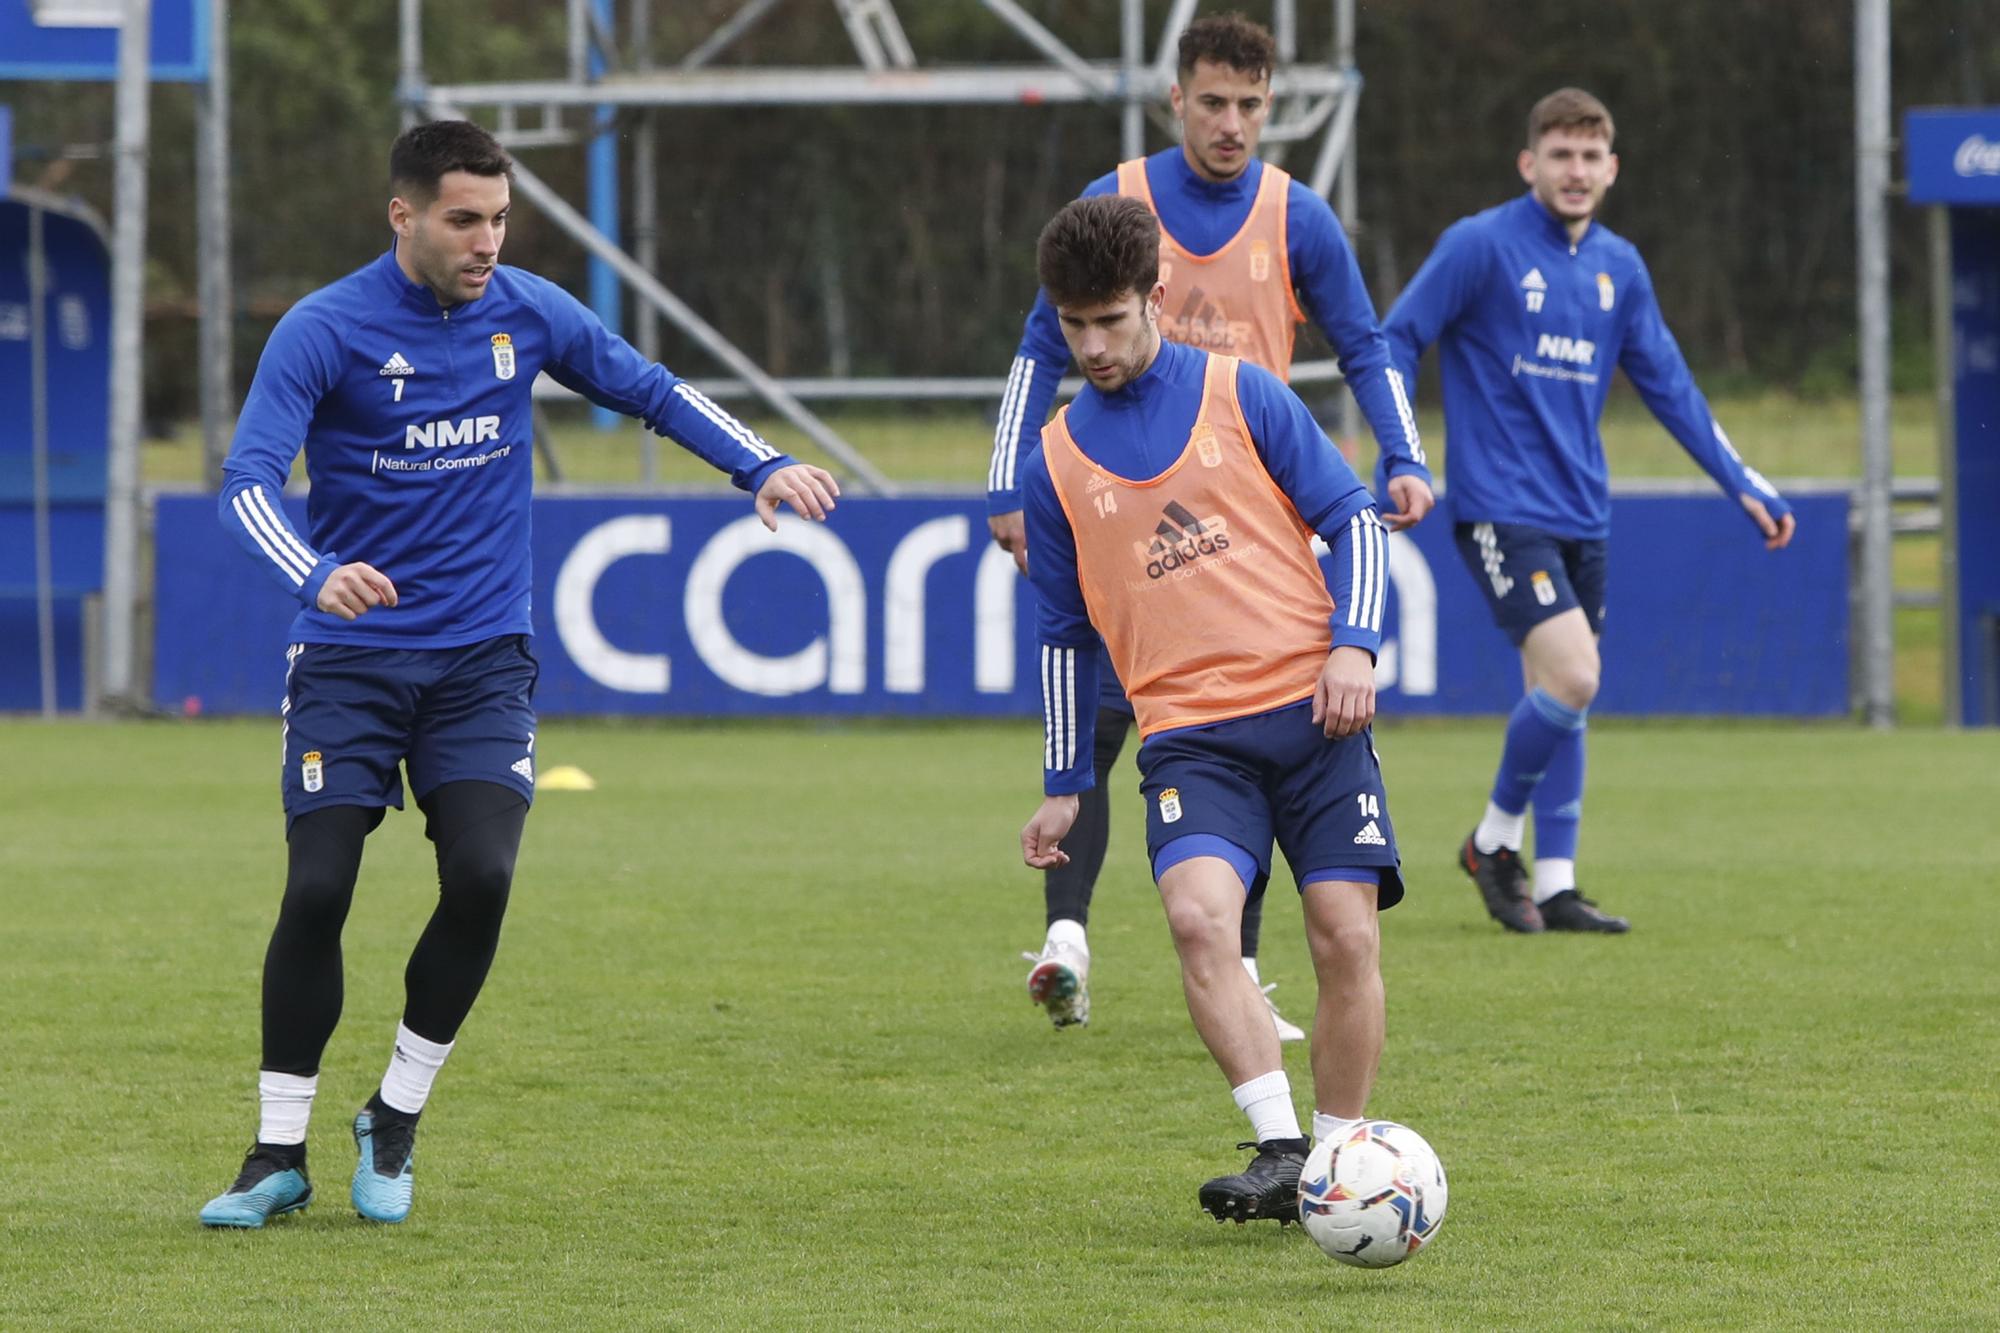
1533, 723, 1586, 861
1490, 688, 1587, 815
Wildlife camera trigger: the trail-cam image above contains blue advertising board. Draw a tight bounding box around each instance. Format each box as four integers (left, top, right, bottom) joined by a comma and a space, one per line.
0, 0, 208, 83
152, 490, 1849, 720
1906, 108, 2000, 207
0, 193, 109, 710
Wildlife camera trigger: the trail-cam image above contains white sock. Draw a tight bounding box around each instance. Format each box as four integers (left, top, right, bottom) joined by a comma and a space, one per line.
257, 1071, 317, 1146
378, 1022, 454, 1117
1241, 955, 1261, 986
1044, 918, 1088, 955
1313, 1111, 1364, 1145
1533, 858, 1576, 905
1231, 1070, 1302, 1144
1473, 801, 1526, 853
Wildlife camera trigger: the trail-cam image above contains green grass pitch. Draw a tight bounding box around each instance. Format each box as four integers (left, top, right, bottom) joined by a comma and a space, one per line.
4, 717, 1997, 1329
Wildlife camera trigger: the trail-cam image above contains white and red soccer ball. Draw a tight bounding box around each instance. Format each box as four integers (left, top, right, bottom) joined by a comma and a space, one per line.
1297, 1120, 1447, 1268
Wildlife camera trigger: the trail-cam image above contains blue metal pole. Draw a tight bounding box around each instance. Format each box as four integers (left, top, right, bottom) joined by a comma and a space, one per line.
587, 0, 619, 429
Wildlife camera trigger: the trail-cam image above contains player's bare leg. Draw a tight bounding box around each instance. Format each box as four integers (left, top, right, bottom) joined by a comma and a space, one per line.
1160, 856, 1307, 1223
1300, 879, 1383, 1120
1158, 857, 1278, 1082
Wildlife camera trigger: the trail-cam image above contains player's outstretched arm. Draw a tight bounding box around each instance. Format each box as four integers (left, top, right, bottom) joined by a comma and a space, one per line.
1022, 794, 1080, 869
753, 463, 841, 530
316, 562, 399, 621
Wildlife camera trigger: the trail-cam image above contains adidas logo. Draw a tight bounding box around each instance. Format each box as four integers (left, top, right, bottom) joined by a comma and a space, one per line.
1085, 471, 1113, 495
1353, 819, 1387, 846
1136, 500, 1231, 579
379, 352, 416, 377
1520, 269, 1547, 291
1147, 499, 1212, 552
511, 756, 534, 783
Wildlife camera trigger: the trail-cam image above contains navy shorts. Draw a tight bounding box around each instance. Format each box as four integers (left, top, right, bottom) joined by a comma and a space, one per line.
1453, 521, 1608, 646
280, 634, 539, 821
1135, 701, 1405, 910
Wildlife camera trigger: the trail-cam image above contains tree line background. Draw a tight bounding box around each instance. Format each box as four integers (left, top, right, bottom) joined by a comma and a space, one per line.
9, 0, 1997, 429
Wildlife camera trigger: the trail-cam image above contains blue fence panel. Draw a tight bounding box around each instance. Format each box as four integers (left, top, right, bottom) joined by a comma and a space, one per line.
153, 490, 1849, 720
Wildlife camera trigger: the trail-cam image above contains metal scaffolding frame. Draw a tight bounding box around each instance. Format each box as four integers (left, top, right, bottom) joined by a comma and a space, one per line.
398, 0, 1365, 493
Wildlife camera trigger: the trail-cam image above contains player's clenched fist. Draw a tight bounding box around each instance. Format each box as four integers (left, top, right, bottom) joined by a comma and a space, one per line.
316, 562, 399, 621
755, 463, 842, 529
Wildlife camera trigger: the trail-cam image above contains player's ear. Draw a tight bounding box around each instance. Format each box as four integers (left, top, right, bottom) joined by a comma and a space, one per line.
388, 195, 415, 238
1146, 281, 1166, 322
1516, 148, 1537, 185
1603, 152, 1619, 189
1169, 81, 1185, 122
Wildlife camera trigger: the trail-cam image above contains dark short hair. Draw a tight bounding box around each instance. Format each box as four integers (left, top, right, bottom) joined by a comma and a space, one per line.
1177, 12, 1276, 83
1036, 195, 1161, 309
1527, 88, 1615, 149
390, 120, 514, 202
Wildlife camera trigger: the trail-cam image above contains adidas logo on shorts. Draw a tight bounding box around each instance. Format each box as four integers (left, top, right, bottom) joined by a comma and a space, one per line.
1353, 819, 1387, 846
511, 756, 534, 784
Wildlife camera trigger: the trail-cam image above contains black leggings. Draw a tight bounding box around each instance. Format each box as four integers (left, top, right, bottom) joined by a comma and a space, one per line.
1045, 707, 1264, 958
261, 782, 528, 1075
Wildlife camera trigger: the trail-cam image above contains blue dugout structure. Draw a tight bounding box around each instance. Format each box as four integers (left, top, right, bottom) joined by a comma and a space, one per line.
1908, 109, 2000, 725
0, 190, 110, 711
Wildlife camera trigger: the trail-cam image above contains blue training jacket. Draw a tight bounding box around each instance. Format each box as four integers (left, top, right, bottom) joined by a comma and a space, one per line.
220, 248, 793, 648
988, 147, 1428, 517
1021, 340, 1385, 795
1382, 192, 1789, 541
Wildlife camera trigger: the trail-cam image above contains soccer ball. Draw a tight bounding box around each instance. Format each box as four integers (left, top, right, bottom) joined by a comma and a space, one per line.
1297, 1120, 1446, 1268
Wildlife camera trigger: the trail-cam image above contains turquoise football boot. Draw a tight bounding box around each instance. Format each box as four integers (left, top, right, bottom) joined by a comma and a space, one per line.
198, 1147, 313, 1228
350, 1108, 417, 1223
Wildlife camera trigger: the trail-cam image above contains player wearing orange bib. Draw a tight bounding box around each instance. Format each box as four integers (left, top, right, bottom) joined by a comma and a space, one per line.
991, 15, 1430, 1038
1018, 195, 1407, 1225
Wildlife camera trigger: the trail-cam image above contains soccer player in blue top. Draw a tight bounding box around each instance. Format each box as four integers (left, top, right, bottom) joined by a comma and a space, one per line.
1382, 88, 1795, 935
197, 121, 839, 1228
988, 14, 1430, 1037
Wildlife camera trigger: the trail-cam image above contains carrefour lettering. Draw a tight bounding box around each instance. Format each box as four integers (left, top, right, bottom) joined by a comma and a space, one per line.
406, 415, 501, 449
549, 510, 1440, 702
551, 513, 1022, 698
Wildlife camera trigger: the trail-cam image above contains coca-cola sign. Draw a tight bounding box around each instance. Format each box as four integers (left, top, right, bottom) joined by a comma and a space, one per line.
1954, 134, 2000, 177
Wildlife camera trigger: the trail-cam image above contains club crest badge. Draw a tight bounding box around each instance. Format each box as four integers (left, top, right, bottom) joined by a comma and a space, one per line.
301, 750, 325, 794
1597, 272, 1615, 312
1193, 423, 1223, 468
1159, 787, 1183, 824
1531, 570, 1558, 606
490, 332, 516, 381
1249, 239, 1272, 283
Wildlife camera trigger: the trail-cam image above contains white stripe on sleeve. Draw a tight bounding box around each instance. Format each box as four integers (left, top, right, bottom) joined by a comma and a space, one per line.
1041, 644, 1077, 772
989, 356, 1033, 493
248, 486, 319, 573
231, 489, 311, 586
1346, 511, 1386, 633
1386, 368, 1425, 466
674, 382, 779, 461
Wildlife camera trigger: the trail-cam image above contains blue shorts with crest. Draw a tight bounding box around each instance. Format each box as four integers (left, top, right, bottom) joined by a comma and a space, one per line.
1452, 521, 1608, 646
279, 633, 538, 822
1136, 700, 1404, 909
